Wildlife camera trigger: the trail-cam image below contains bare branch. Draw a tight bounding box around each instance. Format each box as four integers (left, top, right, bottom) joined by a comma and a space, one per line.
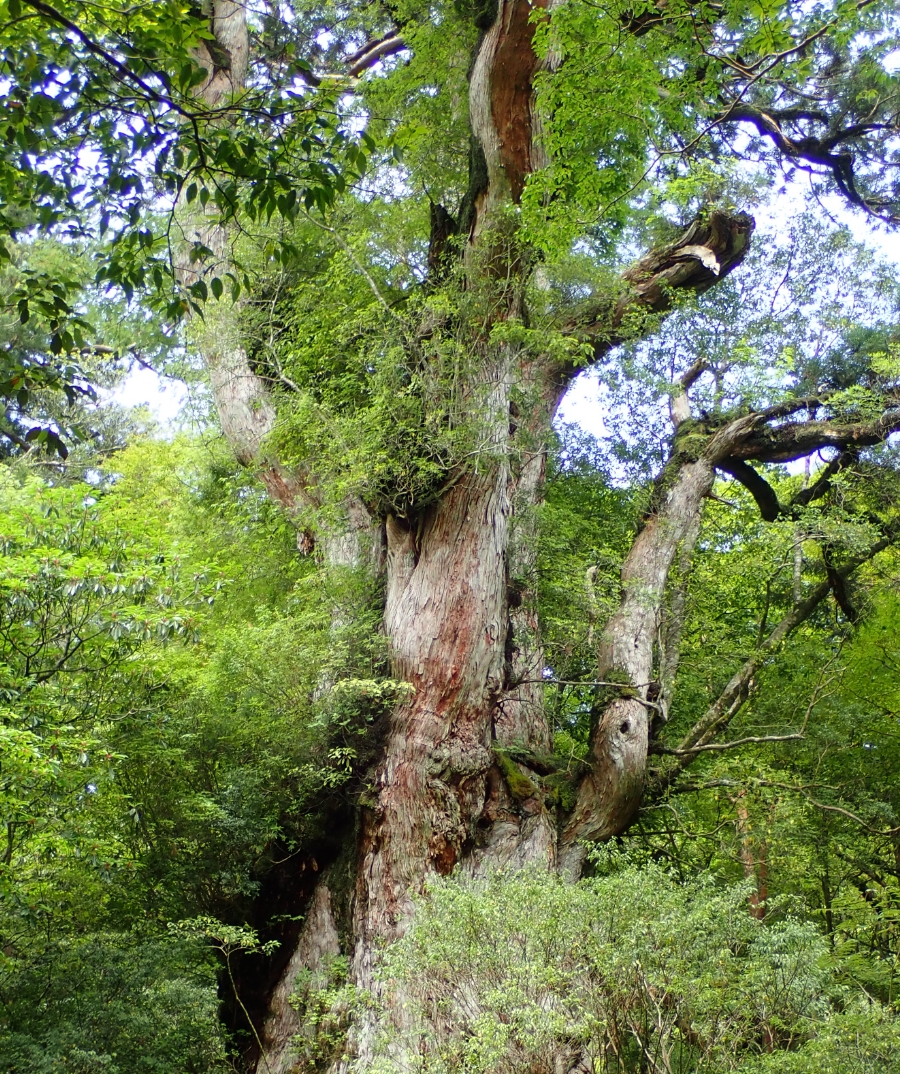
348, 36, 406, 77
656, 732, 804, 756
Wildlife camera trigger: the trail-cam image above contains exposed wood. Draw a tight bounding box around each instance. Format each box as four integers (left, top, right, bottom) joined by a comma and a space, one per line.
467, 0, 547, 231
567, 211, 755, 369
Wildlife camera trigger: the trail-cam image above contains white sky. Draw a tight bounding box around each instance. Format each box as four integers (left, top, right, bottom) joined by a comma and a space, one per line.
109, 363, 189, 426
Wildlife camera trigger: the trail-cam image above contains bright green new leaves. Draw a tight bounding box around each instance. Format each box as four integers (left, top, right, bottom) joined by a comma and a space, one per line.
381, 860, 900, 1074
0, 0, 366, 288
527, 0, 900, 251
0, 469, 221, 912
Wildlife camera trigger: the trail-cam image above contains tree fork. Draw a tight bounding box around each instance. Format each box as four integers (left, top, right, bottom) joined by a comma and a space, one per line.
186, 1, 763, 1063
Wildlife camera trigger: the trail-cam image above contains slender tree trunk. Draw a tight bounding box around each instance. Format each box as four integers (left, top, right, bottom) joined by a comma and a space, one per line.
559, 455, 716, 873
734, 792, 768, 921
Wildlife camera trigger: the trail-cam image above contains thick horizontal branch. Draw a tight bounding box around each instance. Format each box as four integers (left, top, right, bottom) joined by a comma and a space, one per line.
733, 410, 900, 463
566, 210, 755, 366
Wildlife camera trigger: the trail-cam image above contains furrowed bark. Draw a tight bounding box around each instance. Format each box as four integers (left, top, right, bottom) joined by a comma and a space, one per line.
142, 0, 900, 1069
257, 877, 343, 1073
558, 415, 758, 872
467, 0, 547, 232
253, 203, 759, 1074
249, 197, 760, 1061
194, 0, 250, 106
233, 2, 761, 1063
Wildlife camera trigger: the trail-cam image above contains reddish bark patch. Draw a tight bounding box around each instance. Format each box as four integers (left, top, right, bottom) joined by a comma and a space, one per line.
430, 834, 458, 875
259, 467, 303, 511
490, 0, 547, 201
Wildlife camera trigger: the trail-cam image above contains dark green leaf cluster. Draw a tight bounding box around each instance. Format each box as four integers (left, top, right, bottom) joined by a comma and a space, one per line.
0, 933, 228, 1073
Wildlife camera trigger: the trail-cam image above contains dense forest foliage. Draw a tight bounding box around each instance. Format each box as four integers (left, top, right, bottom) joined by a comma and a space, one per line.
4, 220, 900, 1072
3, 0, 900, 1071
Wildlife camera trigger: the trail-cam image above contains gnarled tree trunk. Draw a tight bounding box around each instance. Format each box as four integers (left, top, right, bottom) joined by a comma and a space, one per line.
182, 3, 758, 1070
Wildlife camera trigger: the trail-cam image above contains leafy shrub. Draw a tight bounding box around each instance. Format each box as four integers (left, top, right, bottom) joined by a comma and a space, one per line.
374, 858, 900, 1074
0, 933, 228, 1073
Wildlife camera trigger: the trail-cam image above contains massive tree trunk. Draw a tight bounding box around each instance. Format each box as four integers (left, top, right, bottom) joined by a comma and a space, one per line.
183, 3, 762, 1070
189, 0, 900, 1050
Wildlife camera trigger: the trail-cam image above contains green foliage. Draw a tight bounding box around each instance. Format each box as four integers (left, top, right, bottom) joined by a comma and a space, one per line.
0, 465, 223, 922
287, 952, 357, 1073
746, 1002, 900, 1074
0, 236, 186, 459
0, 0, 373, 429
0, 435, 406, 1065
2, 0, 900, 1061
243, 218, 549, 516
378, 858, 900, 1074
0, 932, 228, 1073
537, 428, 635, 739
0, 0, 367, 303
526, 0, 900, 250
